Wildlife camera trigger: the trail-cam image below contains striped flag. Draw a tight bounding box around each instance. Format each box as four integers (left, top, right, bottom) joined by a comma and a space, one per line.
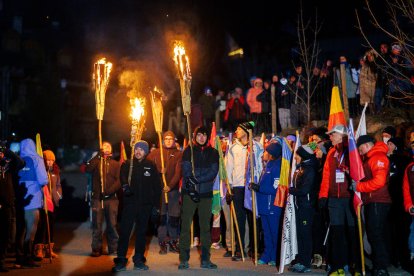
328, 86, 347, 131
120, 141, 127, 163
348, 119, 365, 213
278, 131, 300, 273
274, 138, 292, 207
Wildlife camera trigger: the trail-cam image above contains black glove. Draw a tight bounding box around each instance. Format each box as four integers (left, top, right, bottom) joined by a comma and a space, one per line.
318, 197, 327, 210
122, 184, 133, 197
151, 207, 160, 224
249, 182, 260, 192
225, 192, 233, 204
186, 176, 200, 203
349, 180, 357, 192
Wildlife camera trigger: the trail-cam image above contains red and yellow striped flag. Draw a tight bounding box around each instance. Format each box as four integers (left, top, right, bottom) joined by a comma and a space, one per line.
328, 86, 346, 131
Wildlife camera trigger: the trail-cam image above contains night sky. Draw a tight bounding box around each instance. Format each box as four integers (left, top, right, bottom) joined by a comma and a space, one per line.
0, 0, 393, 148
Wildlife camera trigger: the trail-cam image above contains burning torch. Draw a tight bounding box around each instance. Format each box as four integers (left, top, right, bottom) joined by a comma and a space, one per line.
93, 58, 112, 208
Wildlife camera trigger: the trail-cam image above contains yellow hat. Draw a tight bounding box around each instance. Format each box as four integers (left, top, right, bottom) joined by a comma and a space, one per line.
43, 150, 56, 161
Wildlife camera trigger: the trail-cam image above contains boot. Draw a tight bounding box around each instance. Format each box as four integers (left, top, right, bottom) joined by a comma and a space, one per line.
168, 240, 179, 254
22, 241, 40, 268
45, 243, 58, 259
112, 257, 128, 272
33, 244, 44, 261
159, 242, 168, 255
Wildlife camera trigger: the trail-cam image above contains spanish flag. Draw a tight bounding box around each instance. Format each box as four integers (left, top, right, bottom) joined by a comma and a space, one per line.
328, 86, 346, 131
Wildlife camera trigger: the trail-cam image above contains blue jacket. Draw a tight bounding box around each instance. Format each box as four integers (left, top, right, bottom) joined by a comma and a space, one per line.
257, 159, 282, 215
18, 139, 48, 210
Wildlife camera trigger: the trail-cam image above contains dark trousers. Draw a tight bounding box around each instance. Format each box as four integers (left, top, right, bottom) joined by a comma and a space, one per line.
260, 209, 282, 263
158, 190, 180, 243
365, 203, 391, 270
296, 206, 314, 267
328, 197, 359, 271
0, 206, 12, 266
312, 207, 328, 257
34, 208, 55, 244
91, 199, 119, 253
117, 203, 152, 264
232, 187, 247, 252
179, 194, 212, 262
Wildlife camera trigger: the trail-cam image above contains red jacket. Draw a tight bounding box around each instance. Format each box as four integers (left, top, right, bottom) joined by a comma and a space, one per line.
403, 161, 414, 212
356, 142, 391, 204
319, 142, 352, 198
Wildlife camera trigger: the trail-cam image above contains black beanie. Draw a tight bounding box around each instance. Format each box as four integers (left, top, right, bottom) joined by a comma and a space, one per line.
382, 126, 396, 137
357, 135, 375, 147
296, 145, 314, 160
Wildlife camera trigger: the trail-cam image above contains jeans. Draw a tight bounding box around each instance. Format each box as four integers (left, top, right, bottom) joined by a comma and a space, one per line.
409, 217, 414, 255
91, 198, 119, 253
364, 203, 391, 270
158, 190, 180, 243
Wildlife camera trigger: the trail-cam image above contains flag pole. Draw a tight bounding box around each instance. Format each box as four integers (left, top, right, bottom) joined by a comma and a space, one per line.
248, 129, 258, 265
357, 206, 366, 275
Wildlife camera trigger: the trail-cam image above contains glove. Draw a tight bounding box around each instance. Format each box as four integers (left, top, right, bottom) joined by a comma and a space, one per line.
122, 184, 133, 197
225, 192, 233, 204
410, 206, 414, 215
151, 207, 160, 224
249, 182, 260, 192
349, 180, 357, 192
186, 176, 200, 203
318, 197, 327, 210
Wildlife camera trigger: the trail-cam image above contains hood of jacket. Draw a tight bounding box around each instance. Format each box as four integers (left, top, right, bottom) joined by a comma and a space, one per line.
20, 139, 38, 158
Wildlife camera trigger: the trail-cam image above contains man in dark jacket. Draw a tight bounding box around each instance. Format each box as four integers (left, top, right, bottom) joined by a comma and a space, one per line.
112, 140, 162, 272
178, 126, 219, 270
0, 143, 25, 272
355, 135, 392, 276
147, 130, 182, 254
85, 141, 121, 257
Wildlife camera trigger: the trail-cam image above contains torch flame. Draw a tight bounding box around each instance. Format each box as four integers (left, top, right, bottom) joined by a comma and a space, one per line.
173, 41, 191, 81
130, 97, 145, 122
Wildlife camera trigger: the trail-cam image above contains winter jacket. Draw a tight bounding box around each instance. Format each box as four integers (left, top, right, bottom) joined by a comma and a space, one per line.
356, 142, 391, 204
277, 82, 292, 109
224, 96, 246, 122
256, 89, 270, 113
85, 154, 121, 200
319, 141, 352, 199
18, 139, 49, 210
120, 158, 162, 207
199, 94, 215, 120
403, 161, 414, 212
147, 146, 182, 190
290, 156, 319, 208
257, 158, 282, 215
0, 149, 25, 207
246, 87, 263, 113
335, 63, 358, 99
226, 139, 264, 188
359, 62, 377, 104
182, 144, 219, 197
43, 163, 63, 212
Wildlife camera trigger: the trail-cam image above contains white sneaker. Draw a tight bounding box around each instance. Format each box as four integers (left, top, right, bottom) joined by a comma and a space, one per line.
192, 237, 200, 247
211, 242, 220, 250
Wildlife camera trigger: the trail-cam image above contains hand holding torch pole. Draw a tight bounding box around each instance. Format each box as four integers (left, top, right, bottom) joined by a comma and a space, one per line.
93, 58, 112, 209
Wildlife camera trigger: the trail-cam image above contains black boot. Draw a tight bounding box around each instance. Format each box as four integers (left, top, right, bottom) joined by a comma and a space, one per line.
159, 242, 168, 255
22, 241, 40, 268
169, 240, 179, 254
200, 246, 217, 269
112, 257, 128, 272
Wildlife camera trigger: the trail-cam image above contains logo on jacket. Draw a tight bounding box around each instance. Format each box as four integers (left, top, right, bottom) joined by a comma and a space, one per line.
144, 171, 151, 176
377, 160, 385, 168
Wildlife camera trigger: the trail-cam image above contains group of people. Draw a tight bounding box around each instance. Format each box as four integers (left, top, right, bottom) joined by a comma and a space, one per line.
196, 41, 413, 135
2, 119, 414, 276
0, 139, 62, 272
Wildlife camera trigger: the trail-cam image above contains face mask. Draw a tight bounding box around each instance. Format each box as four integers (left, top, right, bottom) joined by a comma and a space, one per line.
280, 78, 288, 85
383, 137, 390, 144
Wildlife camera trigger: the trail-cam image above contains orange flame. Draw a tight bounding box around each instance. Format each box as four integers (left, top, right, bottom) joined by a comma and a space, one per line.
173, 41, 191, 81
130, 97, 145, 122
